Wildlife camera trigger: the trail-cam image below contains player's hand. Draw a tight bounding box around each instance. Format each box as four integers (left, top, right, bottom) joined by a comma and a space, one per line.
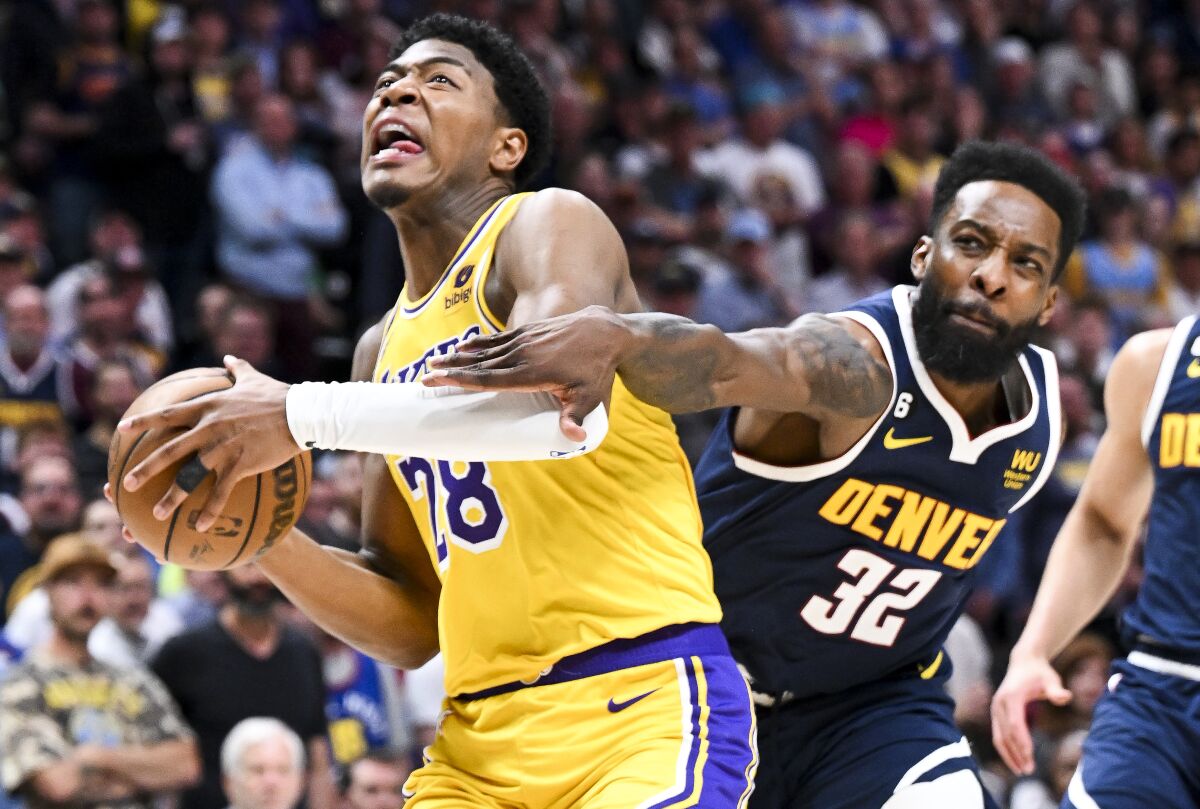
991, 654, 1072, 775
117, 356, 298, 532
424, 306, 623, 443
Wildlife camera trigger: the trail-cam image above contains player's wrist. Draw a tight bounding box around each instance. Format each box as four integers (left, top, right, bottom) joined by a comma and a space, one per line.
283, 383, 318, 450
1008, 642, 1052, 666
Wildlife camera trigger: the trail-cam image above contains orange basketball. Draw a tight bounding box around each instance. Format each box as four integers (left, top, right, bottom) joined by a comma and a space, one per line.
108, 368, 312, 570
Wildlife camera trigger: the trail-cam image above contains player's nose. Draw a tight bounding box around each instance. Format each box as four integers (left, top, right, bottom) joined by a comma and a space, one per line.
969, 250, 1008, 298
379, 76, 419, 108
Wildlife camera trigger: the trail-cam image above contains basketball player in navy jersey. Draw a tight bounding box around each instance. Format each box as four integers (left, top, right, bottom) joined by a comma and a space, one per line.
424, 140, 1087, 808
993, 316, 1200, 808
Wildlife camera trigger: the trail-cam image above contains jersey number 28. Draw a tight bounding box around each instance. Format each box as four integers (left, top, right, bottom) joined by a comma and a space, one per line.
396, 458, 508, 569
800, 548, 942, 647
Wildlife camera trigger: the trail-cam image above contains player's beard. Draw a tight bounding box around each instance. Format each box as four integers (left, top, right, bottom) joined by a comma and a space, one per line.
227, 580, 283, 618
911, 272, 1043, 383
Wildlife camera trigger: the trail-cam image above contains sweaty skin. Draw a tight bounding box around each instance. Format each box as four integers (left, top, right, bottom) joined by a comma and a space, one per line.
427, 180, 1063, 469
111, 38, 650, 666
991, 329, 1165, 775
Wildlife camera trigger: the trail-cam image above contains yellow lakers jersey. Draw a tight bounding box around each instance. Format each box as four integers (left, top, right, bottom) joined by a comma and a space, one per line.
374, 193, 721, 696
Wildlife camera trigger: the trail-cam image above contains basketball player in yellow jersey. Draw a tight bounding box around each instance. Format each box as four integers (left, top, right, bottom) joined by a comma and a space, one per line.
114, 13, 756, 808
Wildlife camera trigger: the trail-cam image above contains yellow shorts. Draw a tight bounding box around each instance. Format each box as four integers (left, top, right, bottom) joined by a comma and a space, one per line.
403, 625, 757, 808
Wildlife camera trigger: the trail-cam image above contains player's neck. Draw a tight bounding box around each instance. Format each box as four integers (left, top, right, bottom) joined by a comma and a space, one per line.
927, 370, 1009, 437
389, 180, 510, 300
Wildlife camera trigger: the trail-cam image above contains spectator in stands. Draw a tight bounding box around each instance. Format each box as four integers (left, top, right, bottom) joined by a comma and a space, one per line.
694, 208, 793, 332
211, 297, 286, 379
0, 286, 69, 475
805, 210, 890, 313
61, 274, 159, 425
92, 11, 212, 329
644, 104, 726, 224
0, 237, 34, 326
89, 554, 184, 668
0, 536, 199, 808
1168, 238, 1200, 319
1038, 1, 1136, 123
697, 85, 825, 219
26, 0, 134, 267
152, 564, 334, 809
221, 718, 305, 809
1, 456, 83, 618
882, 97, 946, 199
1064, 187, 1170, 338
211, 94, 347, 380
46, 209, 172, 354
987, 37, 1053, 135
340, 749, 409, 809
72, 360, 144, 499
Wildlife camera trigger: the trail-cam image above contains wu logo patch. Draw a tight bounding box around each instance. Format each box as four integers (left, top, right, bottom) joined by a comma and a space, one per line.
1003, 449, 1042, 490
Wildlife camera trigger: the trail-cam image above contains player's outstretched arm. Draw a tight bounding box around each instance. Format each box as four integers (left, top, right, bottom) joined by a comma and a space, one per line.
254, 321, 441, 669
428, 307, 892, 421
992, 329, 1166, 775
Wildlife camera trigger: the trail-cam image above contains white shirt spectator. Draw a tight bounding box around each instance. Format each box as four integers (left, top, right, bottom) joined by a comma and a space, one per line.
212, 139, 348, 300
46, 259, 174, 353
4, 586, 184, 668
696, 141, 826, 216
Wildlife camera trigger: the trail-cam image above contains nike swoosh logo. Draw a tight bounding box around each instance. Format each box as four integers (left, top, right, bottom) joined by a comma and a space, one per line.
1188, 359, 1200, 379
607, 689, 659, 713
882, 427, 934, 450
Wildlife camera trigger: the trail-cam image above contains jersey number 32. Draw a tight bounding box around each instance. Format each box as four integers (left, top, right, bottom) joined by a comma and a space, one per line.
800, 548, 942, 647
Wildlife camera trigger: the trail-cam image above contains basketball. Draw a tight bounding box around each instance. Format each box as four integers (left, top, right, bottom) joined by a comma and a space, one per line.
108, 368, 312, 570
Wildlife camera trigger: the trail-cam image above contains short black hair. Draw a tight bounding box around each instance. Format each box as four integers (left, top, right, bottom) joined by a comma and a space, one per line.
338, 747, 411, 794
390, 14, 551, 189
929, 140, 1087, 279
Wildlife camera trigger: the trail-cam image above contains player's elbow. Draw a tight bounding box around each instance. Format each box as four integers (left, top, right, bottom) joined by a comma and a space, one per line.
378, 639, 438, 670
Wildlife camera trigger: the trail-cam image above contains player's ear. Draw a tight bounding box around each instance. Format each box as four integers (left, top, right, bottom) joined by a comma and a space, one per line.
1037, 283, 1058, 327
490, 127, 527, 177
910, 236, 933, 281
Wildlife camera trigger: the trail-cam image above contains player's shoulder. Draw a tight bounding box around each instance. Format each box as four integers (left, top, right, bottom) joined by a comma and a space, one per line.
1110, 326, 1176, 389
1105, 326, 1179, 432
505, 187, 610, 237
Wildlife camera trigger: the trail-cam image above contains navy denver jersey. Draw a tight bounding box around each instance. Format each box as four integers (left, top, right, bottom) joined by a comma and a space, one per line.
696, 285, 1061, 699
1127, 314, 1200, 652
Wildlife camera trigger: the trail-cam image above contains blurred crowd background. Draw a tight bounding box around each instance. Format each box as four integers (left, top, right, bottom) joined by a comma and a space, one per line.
0, 0, 1195, 806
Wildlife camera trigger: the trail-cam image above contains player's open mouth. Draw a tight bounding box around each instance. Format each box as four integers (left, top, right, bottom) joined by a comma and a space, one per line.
370, 120, 426, 162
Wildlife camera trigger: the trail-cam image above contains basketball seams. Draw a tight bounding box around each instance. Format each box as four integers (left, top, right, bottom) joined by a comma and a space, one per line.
226, 473, 263, 568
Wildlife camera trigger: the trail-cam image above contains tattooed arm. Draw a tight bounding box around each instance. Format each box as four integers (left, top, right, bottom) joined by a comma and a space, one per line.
426, 306, 892, 425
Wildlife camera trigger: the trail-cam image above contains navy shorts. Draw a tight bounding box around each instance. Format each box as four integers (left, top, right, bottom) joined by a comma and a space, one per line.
750, 656, 998, 809
1062, 655, 1200, 809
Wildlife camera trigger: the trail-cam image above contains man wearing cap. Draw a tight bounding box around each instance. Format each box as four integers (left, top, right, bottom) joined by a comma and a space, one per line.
0, 536, 199, 809
694, 208, 795, 332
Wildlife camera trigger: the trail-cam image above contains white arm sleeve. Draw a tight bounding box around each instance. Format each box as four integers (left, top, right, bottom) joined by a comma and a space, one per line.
284, 381, 608, 461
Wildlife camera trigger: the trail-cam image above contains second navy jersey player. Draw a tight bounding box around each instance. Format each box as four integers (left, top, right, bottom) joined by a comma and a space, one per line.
995, 315, 1200, 808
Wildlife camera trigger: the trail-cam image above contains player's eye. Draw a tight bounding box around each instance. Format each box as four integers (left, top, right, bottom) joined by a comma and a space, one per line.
375, 77, 395, 92
955, 236, 983, 251
430, 74, 456, 87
